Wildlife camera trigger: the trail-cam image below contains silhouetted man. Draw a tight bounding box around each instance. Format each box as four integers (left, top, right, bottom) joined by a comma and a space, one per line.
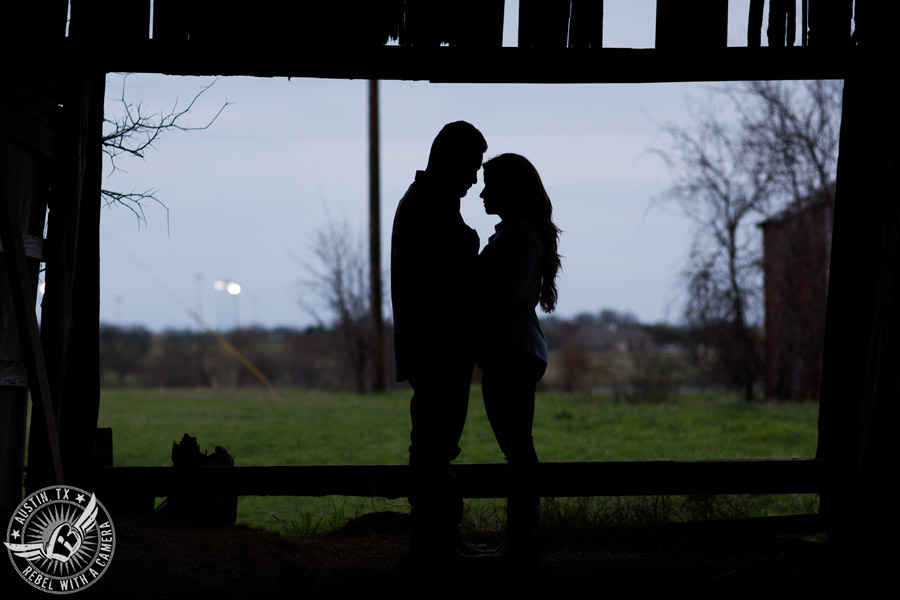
391, 121, 487, 562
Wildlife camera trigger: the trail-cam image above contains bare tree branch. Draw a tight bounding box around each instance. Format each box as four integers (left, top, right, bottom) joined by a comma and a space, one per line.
101, 74, 231, 229
100, 187, 166, 228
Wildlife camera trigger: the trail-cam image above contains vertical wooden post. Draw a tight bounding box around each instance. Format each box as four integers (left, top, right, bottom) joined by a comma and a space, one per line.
656, 0, 729, 49
59, 69, 105, 475
519, 0, 571, 48
27, 69, 105, 491
569, 0, 603, 49
816, 66, 864, 550
807, 0, 853, 47
748, 0, 765, 47
369, 79, 387, 392
802, 0, 809, 46
817, 4, 900, 551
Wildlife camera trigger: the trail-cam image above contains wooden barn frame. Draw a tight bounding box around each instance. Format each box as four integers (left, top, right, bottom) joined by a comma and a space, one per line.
2, 1, 898, 550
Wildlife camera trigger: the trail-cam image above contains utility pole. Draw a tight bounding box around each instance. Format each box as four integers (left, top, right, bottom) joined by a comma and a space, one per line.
369, 79, 387, 392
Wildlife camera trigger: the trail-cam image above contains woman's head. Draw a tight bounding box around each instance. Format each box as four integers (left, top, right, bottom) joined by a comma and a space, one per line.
480, 153, 562, 313
480, 153, 552, 221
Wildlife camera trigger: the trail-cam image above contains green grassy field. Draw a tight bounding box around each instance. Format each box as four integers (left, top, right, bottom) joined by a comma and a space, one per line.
96, 387, 821, 533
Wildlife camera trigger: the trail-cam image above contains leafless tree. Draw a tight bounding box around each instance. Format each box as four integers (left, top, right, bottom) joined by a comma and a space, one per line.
653, 80, 842, 401
101, 75, 229, 227
655, 97, 773, 400
736, 80, 842, 212
292, 219, 374, 393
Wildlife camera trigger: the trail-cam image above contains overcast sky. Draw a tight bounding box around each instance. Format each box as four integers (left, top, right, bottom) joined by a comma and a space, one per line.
88, 1, 785, 332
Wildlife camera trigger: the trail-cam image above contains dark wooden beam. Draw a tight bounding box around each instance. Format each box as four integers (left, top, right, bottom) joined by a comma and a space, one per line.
814, 2, 900, 552
72, 459, 841, 500
57, 69, 104, 476
74, 42, 850, 83
817, 6, 900, 550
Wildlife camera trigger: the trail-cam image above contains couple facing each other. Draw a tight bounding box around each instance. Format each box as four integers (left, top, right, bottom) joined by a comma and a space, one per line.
390, 121, 562, 565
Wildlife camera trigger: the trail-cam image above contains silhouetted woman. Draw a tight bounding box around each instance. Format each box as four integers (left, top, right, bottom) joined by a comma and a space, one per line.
476, 153, 561, 564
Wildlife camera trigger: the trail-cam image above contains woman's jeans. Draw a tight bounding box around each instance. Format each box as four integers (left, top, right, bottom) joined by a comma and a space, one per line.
480, 352, 546, 537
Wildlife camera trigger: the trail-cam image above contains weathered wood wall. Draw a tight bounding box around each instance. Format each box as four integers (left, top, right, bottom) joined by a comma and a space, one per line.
1, 0, 105, 504
0, 0, 68, 518
0, 67, 60, 512
22, 0, 107, 491
24, 68, 105, 493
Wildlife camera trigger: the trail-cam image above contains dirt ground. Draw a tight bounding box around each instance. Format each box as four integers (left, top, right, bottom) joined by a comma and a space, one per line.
3, 510, 898, 599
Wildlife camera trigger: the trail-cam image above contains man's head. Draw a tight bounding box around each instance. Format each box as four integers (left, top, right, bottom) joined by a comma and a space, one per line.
425, 121, 487, 199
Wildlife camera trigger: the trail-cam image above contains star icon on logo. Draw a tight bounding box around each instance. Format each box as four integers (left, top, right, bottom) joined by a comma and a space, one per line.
11, 530, 20, 539
76, 494, 86, 503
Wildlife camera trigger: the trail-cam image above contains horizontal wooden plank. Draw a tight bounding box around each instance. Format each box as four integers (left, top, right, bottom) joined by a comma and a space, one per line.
72, 41, 851, 83
0, 233, 45, 260
70, 459, 843, 500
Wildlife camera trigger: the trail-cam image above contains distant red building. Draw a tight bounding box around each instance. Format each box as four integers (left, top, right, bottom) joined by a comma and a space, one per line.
759, 193, 833, 400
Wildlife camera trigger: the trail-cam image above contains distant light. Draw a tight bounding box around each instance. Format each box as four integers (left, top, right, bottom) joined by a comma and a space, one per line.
226, 282, 242, 295
213, 280, 227, 291
39, 282, 46, 294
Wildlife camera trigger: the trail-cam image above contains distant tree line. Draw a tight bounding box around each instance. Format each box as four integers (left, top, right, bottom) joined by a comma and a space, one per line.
99, 308, 750, 400
98, 324, 394, 390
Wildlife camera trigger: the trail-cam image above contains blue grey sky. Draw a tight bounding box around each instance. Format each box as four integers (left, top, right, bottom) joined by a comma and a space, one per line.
90, 1, 785, 331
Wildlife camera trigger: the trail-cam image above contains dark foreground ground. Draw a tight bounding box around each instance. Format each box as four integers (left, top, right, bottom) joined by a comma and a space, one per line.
3, 511, 898, 599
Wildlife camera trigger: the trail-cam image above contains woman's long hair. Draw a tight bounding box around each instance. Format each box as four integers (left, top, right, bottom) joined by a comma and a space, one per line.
483, 153, 562, 313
